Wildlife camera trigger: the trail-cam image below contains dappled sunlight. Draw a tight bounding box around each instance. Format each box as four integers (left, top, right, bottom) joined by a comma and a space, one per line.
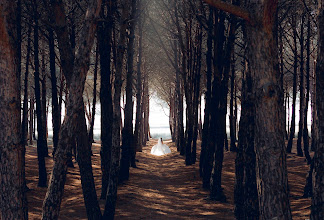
25, 139, 311, 219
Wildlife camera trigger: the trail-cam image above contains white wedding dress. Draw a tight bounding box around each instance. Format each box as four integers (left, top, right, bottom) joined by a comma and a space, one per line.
151, 138, 171, 156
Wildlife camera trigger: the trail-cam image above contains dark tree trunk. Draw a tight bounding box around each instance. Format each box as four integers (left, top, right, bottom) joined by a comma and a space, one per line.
98, 0, 114, 200
103, 0, 129, 218
303, 158, 314, 198
49, 28, 61, 157
134, 3, 143, 155
200, 7, 213, 178
29, 96, 34, 145
297, 15, 305, 157
311, 1, 324, 218
33, 1, 47, 187
88, 42, 99, 148
21, 24, 32, 192
120, 0, 137, 182
234, 59, 259, 219
303, 17, 311, 164
22, 24, 32, 147
0, 1, 28, 218
41, 51, 49, 157
230, 57, 236, 151
287, 11, 298, 154
143, 75, 150, 144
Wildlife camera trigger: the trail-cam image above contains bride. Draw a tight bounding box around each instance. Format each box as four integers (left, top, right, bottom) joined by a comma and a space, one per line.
151, 138, 171, 156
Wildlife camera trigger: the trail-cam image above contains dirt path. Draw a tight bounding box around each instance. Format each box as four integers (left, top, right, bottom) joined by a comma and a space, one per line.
113, 139, 234, 219
26, 139, 311, 219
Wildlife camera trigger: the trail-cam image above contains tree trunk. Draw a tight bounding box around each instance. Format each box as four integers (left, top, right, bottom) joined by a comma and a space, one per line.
297, 15, 305, 157
103, 0, 129, 217
287, 10, 298, 154
200, 7, 213, 178
120, 0, 137, 182
33, 1, 47, 187
41, 51, 49, 156
88, 42, 99, 148
29, 96, 34, 145
49, 28, 61, 157
234, 58, 259, 219
311, 1, 324, 218
0, 1, 28, 218
245, 2, 292, 219
134, 2, 143, 154
303, 17, 311, 164
98, 0, 114, 200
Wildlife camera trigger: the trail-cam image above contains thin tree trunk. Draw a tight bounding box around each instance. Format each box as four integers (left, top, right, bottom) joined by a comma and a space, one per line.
120, 0, 137, 182
134, 2, 143, 154
41, 51, 49, 156
103, 0, 129, 217
297, 15, 305, 157
49, 28, 60, 157
30, 96, 34, 145
287, 10, 298, 154
88, 42, 99, 147
98, 0, 114, 200
303, 17, 311, 164
33, 0, 47, 187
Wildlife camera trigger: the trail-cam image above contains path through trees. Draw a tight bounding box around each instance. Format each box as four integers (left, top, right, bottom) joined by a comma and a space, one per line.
25, 140, 311, 219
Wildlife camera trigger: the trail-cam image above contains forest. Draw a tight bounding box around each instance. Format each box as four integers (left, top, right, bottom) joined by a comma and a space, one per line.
0, 0, 323, 219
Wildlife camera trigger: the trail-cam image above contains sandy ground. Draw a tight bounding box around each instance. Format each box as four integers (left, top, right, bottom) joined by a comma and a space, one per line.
26, 139, 311, 219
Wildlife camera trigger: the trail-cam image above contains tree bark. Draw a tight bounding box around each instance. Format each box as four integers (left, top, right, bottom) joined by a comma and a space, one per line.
297, 15, 305, 157
103, 0, 129, 217
245, 2, 292, 219
120, 0, 137, 182
303, 16, 311, 164
33, 0, 47, 187
311, 1, 324, 218
0, 1, 28, 218
49, 28, 61, 156
287, 9, 298, 154
98, 0, 114, 199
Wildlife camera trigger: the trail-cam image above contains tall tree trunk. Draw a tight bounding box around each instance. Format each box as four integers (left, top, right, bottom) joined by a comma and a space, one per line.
200, 7, 213, 178
297, 15, 305, 157
245, 2, 292, 219
230, 57, 236, 151
234, 59, 259, 219
29, 96, 34, 145
98, 0, 114, 200
33, 1, 47, 187
303, 17, 311, 164
0, 1, 28, 218
287, 10, 298, 154
49, 28, 60, 156
134, 2, 143, 154
21, 24, 32, 191
120, 0, 137, 182
88, 42, 99, 147
311, 1, 324, 218
41, 51, 49, 156
103, 0, 129, 217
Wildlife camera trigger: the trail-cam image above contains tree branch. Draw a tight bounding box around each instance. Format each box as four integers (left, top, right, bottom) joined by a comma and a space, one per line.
202, 0, 251, 23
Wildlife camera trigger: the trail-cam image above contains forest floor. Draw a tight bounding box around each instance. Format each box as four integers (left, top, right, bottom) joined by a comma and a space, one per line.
26, 139, 311, 219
